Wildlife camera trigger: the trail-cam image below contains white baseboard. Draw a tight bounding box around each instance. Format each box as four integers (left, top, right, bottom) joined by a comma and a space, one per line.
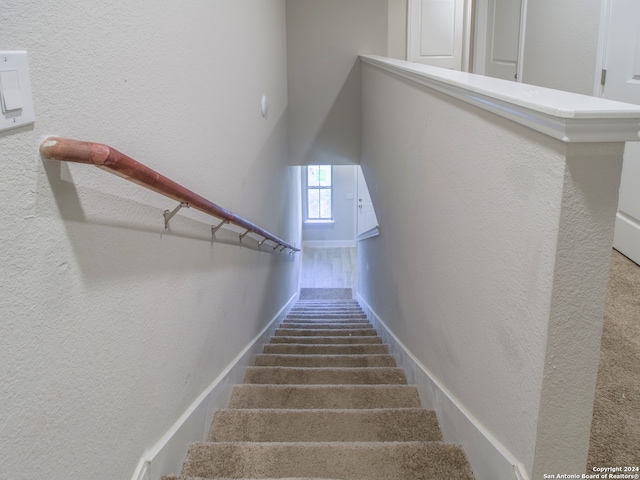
357, 294, 530, 480
613, 213, 640, 266
302, 240, 357, 248
131, 292, 298, 480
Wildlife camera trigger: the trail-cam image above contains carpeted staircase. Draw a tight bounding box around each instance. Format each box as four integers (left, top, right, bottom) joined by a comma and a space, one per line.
166, 295, 474, 480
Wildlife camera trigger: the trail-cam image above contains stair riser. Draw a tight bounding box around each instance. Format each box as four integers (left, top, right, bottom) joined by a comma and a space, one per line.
279, 323, 373, 329
282, 319, 370, 324
289, 308, 364, 316
263, 344, 389, 355
183, 442, 474, 480
289, 310, 365, 315
275, 329, 377, 337
209, 409, 442, 442
228, 385, 422, 409
287, 314, 367, 320
255, 354, 397, 368
270, 336, 382, 345
243, 367, 407, 385
293, 306, 361, 310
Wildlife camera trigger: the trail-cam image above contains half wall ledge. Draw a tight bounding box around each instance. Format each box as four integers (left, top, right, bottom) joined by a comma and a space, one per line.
359, 55, 640, 144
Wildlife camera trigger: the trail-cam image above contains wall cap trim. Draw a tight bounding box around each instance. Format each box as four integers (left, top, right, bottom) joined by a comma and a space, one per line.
360, 55, 640, 143
356, 225, 380, 242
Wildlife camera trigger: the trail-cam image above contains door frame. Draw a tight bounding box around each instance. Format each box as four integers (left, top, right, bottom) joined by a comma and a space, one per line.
471, 0, 528, 82
593, 0, 612, 97
594, 0, 640, 265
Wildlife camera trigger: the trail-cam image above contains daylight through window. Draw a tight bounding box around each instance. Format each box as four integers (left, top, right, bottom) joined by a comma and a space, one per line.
306, 165, 332, 220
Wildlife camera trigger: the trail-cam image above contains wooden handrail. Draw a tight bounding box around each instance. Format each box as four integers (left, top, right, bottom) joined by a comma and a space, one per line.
40, 136, 299, 252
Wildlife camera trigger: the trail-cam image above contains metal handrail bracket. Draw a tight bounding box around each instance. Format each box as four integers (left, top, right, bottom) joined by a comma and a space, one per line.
164, 202, 189, 229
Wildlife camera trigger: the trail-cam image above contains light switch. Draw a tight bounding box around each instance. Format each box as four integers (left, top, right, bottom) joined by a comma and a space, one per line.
0, 51, 35, 133
0, 70, 23, 112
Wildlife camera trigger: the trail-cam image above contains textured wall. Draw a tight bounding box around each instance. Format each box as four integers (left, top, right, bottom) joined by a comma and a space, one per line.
0, 2, 300, 480
358, 63, 621, 475
522, 0, 602, 95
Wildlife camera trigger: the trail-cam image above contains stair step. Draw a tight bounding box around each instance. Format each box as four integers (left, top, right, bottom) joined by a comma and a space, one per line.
286, 313, 367, 319
292, 308, 361, 311
291, 303, 362, 308
182, 441, 474, 480
288, 312, 365, 317
255, 354, 397, 367
279, 322, 372, 329
243, 366, 407, 385
270, 336, 382, 345
283, 319, 370, 324
275, 328, 377, 337
263, 343, 389, 355
209, 408, 442, 442
296, 300, 359, 304
228, 384, 422, 409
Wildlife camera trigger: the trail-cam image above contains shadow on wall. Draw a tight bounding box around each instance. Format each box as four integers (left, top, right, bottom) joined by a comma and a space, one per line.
294, 60, 362, 166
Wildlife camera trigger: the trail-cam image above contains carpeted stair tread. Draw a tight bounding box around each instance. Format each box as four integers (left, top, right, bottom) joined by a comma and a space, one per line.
282, 319, 370, 324
262, 344, 389, 355
208, 408, 442, 442
289, 306, 364, 312
287, 310, 365, 316
181, 441, 474, 480
269, 336, 383, 345
290, 303, 362, 308
278, 323, 372, 330
228, 384, 422, 409
275, 328, 377, 337
255, 354, 397, 367
285, 314, 368, 320
243, 366, 407, 385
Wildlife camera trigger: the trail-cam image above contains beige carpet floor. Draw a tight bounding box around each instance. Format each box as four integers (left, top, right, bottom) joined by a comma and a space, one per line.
587, 249, 640, 469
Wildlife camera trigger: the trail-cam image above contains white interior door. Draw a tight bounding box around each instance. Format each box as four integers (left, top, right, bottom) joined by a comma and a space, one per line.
473, 0, 524, 81
484, 0, 522, 80
407, 0, 466, 70
601, 0, 640, 264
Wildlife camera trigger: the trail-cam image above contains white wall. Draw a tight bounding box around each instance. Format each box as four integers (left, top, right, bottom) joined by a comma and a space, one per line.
303, 165, 357, 243
286, 0, 388, 166
521, 0, 602, 94
0, 2, 300, 480
359, 61, 623, 477
388, 0, 408, 59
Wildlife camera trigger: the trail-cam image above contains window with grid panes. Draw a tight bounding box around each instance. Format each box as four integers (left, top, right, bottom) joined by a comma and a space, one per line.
306, 165, 332, 220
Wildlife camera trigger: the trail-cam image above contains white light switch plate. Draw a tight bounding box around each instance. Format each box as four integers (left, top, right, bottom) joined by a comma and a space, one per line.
0, 51, 35, 133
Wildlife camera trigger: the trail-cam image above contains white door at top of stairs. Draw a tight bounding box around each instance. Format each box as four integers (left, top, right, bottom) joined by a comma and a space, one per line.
600, 0, 640, 265
407, 0, 470, 71
473, 0, 526, 82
